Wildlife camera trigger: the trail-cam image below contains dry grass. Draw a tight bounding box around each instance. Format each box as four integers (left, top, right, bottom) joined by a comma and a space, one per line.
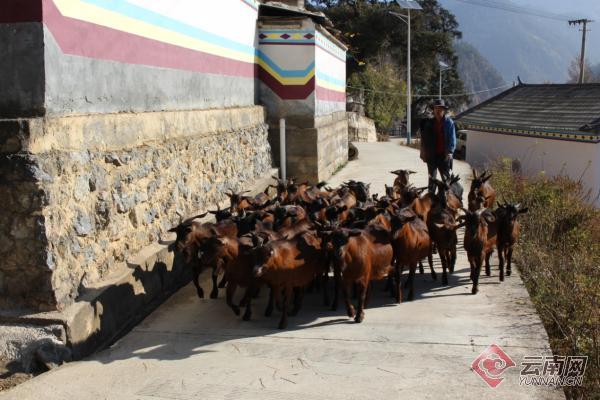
490, 159, 599, 400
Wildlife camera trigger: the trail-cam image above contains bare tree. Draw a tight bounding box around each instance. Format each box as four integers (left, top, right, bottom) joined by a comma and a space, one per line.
567, 56, 599, 83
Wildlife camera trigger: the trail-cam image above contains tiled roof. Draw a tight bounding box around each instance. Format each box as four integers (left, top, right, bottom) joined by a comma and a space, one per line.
455, 83, 600, 143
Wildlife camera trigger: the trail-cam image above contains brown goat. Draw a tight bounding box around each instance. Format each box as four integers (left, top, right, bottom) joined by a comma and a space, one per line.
468, 170, 496, 211
495, 202, 528, 280
390, 209, 434, 302
180, 219, 237, 299
199, 234, 261, 320
225, 189, 253, 213
390, 169, 416, 192
428, 202, 460, 286
461, 209, 497, 294
327, 224, 394, 323
252, 231, 328, 329
168, 212, 208, 251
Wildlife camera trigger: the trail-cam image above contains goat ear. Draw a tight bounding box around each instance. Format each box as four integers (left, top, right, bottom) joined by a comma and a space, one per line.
482, 173, 493, 182
518, 207, 529, 214
472, 168, 478, 179
168, 227, 178, 233
434, 223, 446, 229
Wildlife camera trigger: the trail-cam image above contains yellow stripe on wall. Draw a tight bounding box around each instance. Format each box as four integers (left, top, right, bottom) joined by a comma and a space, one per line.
53, 0, 254, 63
256, 58, 316, 85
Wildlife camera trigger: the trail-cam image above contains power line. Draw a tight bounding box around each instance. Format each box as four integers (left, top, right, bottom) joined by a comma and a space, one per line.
450, 0, 579, 22
347, 83, 512, 98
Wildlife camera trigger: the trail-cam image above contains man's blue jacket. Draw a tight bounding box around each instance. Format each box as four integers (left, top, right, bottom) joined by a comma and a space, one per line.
419, 116, 457, 162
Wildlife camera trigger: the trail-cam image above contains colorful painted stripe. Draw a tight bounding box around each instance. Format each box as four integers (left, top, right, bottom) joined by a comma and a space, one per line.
259, 30, 316, 44
316, 72, 346, 92
44, 0, 255, 77
259, 68, 316, 100
316, 85, 346, 103
52, 0, 256, 63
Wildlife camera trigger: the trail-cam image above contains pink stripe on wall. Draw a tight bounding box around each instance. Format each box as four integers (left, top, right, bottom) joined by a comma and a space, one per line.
42, 0, 255, 78
316, 86, 346, 103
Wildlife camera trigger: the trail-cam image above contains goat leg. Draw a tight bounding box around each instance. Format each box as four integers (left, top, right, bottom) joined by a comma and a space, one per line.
192, 267, 204, 299
242, 286, 253, 321
418, 261, 425, 275
396, 263, 403, 303
428, 252, 437, 281
342, 282, 355, 318
364, 281, 373, 308
278, 286, 292, 329
498, 245, 505, 281
441, 250, 449, 286
210, 266, 220, 299
264, 286, 275, 317
354, 282, 366, 323
226, 281, 240, 316
472, 255, 482, 295
289, 287, 304, 316
506, 247, 513, 276
449, 247, 457, 274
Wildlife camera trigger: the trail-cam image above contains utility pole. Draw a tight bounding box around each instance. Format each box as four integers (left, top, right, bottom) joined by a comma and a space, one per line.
438, 61, 450, 99
569, 19, 593, 84
388, 1, 422, 145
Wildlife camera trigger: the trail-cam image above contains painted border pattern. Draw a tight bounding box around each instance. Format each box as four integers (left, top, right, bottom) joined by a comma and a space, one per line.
258, 29, 346, 101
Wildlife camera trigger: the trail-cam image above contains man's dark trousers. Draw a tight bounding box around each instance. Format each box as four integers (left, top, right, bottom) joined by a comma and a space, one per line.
427, 155, 452, 192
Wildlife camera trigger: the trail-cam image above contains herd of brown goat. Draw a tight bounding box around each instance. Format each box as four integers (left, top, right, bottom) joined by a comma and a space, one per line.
169, 169, 527, 329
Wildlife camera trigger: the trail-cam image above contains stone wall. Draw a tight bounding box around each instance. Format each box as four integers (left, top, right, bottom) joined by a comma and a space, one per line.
269, 111, 348, 183
348, 112, 377, 143
0, 107, 272, 311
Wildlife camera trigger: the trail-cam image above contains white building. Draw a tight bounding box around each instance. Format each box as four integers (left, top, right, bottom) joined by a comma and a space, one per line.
456, 83, 600, 206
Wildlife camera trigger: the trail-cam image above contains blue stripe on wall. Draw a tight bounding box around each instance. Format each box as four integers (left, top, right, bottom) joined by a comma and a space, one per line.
80, 0, 256, 55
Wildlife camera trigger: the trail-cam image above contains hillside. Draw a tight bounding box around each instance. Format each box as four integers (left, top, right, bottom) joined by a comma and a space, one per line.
454, 41, 506, 106
440, 0, 600, 83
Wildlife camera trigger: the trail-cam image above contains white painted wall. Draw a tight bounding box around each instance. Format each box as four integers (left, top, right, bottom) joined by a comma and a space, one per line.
315, 30, 346, 116
127, 0, 259, 48
466, 130, 600, 206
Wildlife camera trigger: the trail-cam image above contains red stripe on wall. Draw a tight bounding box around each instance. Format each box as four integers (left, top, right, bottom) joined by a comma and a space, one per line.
316, 85, 346, 102
0, 0, 42, 23
259, 66, 315, 100
42, 0, 255, 78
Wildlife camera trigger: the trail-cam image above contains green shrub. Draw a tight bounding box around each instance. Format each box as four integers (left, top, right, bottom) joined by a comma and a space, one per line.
490, 159, 599, 399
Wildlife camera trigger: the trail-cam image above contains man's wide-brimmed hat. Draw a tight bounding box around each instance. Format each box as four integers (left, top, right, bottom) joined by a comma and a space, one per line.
431, 99, 449, 109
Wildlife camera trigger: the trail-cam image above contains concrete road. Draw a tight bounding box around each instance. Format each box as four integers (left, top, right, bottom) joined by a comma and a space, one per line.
1, 140, 563, 399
